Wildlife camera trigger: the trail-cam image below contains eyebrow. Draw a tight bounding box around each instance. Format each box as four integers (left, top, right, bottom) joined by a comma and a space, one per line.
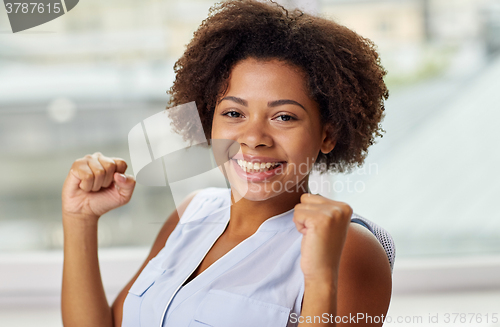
219, 96, 306, 111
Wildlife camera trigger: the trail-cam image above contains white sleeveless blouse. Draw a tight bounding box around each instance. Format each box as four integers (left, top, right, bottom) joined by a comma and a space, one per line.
122, 187, 305, 327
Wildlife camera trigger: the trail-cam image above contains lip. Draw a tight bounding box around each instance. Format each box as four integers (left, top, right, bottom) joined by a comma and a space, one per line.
230, 159, 286, 182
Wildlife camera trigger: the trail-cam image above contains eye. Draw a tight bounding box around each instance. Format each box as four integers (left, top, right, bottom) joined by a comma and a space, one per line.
223, 110, 243, 118
275, 114, 296, 122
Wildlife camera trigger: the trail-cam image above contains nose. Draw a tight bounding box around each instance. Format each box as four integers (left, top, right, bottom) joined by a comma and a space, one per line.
238, 116, 273, 149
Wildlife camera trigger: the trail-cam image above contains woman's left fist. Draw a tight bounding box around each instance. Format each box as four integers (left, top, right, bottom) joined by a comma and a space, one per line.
293, 193, 353, 282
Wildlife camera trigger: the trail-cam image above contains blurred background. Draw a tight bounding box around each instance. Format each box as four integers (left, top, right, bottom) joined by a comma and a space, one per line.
1, 0, 499, 326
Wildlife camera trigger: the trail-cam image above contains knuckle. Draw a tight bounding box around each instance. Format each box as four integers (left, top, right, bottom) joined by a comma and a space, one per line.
93, 168, 105, 178
101, 161, 115, 172
83, 171, 93, 180
103, 156, 114, 163
328, 206, 341, 217
330, 202, 351, 216
340, 203, 353, 215
72, 160, 83, 168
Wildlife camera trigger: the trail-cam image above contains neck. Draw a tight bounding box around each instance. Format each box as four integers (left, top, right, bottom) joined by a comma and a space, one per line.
226, 176, 310, 237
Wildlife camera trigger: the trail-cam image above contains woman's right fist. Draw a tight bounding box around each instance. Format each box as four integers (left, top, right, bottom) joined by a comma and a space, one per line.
62, 152, 136, 221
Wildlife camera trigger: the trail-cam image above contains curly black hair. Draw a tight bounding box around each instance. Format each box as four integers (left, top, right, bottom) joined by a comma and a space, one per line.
166, 0, 388, 173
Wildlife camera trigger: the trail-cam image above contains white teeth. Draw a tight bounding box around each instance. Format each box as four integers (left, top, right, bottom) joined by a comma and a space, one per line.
235, 159, 282, 173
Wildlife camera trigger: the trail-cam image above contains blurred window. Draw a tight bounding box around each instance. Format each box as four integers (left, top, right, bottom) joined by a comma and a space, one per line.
1, 0, 499, 258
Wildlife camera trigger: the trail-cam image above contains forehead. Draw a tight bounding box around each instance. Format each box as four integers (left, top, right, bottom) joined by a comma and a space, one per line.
221, 58, 312, 102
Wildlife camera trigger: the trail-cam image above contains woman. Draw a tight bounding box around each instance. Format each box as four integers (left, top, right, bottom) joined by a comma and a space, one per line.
61, 1, 392, 326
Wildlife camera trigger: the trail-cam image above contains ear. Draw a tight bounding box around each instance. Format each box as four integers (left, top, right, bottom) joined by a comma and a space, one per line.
320, 124, 336, 154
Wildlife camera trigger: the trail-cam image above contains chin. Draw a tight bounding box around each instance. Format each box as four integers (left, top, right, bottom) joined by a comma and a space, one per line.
229, 182, 264, 202
230, 180, 295, 203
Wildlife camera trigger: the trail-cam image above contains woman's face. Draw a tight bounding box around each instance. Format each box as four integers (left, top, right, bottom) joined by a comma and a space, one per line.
212, 57, 334, 201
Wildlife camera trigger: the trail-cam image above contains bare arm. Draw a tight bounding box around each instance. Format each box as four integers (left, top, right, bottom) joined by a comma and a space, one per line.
61, 151, 198, 327
336, 223, 392, 326
298, 223, 392, 326
62, 217, 114, 327
61, 153, 135, 327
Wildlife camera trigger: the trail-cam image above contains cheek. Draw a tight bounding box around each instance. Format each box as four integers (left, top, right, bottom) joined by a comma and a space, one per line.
212, 113, 242, 141
287, 128, 322, 158
211, 115, 224, 139
211, 120, 217, 139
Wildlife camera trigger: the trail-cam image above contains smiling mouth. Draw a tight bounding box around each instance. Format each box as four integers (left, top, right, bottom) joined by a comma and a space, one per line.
233, 159, 284, 173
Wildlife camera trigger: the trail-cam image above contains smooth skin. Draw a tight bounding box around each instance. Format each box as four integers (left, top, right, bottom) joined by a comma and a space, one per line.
61, 58, 391, 327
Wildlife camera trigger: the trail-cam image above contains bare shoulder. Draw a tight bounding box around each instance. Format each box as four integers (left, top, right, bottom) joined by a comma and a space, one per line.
337, 222, 392, 325
340, 222, 392, 277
